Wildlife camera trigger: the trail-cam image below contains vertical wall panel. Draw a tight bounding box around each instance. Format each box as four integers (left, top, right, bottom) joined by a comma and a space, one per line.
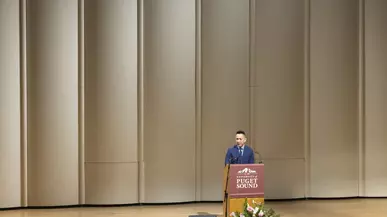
0, 0, 21, 208
364, 0, 387, 196
84, 0, 138, 204
252, 0, 305, 199
201, 0, 250, 201
143, 0, 196, 203
253, 0, 305, 159
310, 0, 359, 197
27, 0, 79, 206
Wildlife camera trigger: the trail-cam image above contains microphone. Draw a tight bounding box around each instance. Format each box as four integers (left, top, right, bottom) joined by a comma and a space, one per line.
228, 145, 241, 164
228, 155, 238, 164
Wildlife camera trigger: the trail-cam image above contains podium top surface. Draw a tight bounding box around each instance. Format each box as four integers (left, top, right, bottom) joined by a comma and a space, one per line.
227, 163, 264, 166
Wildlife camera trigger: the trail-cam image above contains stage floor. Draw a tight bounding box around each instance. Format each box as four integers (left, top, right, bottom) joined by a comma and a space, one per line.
1, 199, 386, 217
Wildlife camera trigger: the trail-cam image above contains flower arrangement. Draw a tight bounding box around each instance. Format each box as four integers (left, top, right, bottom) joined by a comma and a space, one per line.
229, 199, 280, 217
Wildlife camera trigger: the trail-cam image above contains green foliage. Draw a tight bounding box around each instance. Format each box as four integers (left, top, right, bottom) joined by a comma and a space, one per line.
229, 198, 280, 217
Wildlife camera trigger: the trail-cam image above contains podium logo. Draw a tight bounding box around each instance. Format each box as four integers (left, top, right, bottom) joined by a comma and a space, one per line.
237, 168, 257, 175
236, 168, 258, 189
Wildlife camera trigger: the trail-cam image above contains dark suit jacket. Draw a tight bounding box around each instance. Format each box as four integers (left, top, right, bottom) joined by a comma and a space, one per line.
224, 144, 255, 165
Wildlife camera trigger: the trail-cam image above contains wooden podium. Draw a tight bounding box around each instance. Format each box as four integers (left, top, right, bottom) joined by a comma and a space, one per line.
223, 163, 264, 216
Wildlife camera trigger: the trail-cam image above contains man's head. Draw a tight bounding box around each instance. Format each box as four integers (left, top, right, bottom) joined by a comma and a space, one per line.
235, 130, 247, 147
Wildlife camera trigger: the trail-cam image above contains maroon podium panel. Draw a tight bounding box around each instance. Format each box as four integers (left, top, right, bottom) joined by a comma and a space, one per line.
228, 164, 264, 198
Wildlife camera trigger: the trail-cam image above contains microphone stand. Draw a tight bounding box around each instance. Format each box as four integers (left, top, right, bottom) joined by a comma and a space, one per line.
255, 151, 263, 164
251, 147, 263, 164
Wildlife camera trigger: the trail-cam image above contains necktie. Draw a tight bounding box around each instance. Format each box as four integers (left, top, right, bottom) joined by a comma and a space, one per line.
239, 147, 243, 156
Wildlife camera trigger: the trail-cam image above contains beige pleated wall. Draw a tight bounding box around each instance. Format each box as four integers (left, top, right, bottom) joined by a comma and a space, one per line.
1, 0, 387, 208
309, 0, 360, 197
364, 0, 387, 197
0, 0, 21, 209
252, 0, 306, 199
201, 0, 250, 201
84, 0, 138, 205
26, 0, 79, 206
142, 0, 196, 203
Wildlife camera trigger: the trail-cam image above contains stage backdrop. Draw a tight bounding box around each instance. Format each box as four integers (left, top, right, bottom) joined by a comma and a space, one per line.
1, 0, 387, 208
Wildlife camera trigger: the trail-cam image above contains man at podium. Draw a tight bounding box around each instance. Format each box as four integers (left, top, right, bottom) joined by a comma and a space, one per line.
224, 130, 255, 165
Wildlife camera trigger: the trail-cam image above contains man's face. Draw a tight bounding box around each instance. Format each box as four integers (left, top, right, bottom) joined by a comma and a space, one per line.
235, 134, 246, 147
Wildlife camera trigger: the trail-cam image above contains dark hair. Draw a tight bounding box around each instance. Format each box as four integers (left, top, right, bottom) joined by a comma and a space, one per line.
236, 130, 246, 135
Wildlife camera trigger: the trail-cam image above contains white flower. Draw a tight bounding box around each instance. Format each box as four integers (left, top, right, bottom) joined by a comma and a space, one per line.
258, 210, 264, 217
253, 207, 259, 215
